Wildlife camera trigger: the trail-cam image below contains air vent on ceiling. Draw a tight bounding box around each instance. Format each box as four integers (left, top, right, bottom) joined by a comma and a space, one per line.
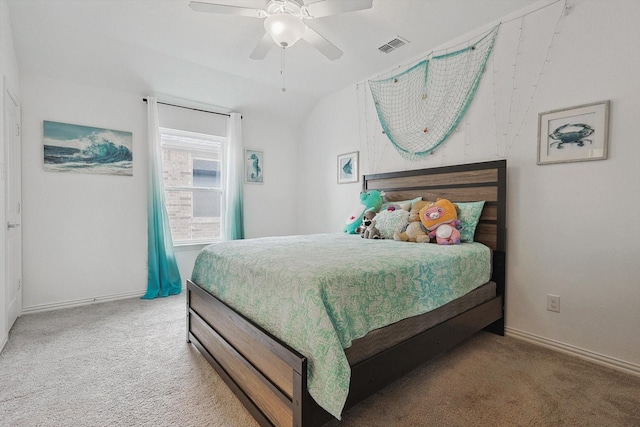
378, 36, 409, 54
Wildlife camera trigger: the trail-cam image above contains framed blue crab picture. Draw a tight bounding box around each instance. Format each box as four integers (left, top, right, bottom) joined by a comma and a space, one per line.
537, 100, 609, 165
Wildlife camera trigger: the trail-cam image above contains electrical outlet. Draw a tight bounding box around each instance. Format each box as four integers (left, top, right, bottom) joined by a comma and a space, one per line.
547, 294, 560, 312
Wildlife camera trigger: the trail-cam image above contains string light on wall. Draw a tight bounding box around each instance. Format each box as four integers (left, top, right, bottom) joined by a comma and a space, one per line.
505, 0, 567, 155
493, 0, 567, 157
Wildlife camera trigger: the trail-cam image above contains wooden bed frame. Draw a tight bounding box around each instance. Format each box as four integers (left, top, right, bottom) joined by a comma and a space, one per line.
186, 159, 507, 427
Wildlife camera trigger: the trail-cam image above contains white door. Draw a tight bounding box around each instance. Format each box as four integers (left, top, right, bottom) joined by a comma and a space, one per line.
4, 81, 21, 331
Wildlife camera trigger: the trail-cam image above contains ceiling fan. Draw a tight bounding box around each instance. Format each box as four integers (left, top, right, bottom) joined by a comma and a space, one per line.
189, 0, 373, 60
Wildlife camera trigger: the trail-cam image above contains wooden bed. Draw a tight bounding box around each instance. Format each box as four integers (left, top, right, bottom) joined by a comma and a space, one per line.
186, 159, 507, 427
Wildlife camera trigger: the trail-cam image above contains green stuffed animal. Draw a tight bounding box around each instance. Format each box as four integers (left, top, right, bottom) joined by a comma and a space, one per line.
344, 190, 384, 234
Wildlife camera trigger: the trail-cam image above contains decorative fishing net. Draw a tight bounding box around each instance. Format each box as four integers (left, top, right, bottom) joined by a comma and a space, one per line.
368, 26, 499, 160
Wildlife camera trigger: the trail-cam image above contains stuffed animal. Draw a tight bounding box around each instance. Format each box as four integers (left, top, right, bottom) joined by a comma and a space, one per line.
394, 200, 432, 243
362, 219, 382, 239
419, 198, 462, 245
383, 203, 403, 212
343, 190, 384, 234
383, 200, 412, 212
355, 211, 376, 236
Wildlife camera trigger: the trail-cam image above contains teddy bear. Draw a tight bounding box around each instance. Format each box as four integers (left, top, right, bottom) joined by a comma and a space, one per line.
343, 190, 384, 234
393, 200, 432, 243
419, 198, 461, 245
362, 218, 382, 239
355, 211, 377, 236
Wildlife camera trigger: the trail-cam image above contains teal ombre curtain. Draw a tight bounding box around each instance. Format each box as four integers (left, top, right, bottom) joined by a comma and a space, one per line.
224, 113, 244, 240
143, 97, 182, 299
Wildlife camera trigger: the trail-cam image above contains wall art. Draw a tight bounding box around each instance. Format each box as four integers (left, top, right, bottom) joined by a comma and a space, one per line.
337, 151, 359, 184
245, 149, 264, 184
537, 101, 609, 165
43, 120, 133, 176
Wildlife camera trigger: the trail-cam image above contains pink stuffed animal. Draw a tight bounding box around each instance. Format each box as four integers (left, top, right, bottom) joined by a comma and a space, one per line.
419, 198, 462, 245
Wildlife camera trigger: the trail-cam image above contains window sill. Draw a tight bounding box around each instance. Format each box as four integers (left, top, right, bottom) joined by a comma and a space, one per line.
173, 241, 220, 252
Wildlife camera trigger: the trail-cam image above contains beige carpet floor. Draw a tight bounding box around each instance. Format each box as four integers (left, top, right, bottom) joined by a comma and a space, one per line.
1, 294, 638, 427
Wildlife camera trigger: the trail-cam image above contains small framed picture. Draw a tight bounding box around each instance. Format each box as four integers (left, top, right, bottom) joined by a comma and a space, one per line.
245, 149, 263, 184
337, 151, 359, 184
537, 101, 610, 165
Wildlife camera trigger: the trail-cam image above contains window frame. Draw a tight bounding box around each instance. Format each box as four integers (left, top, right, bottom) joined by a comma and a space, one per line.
159, 127, 226, 247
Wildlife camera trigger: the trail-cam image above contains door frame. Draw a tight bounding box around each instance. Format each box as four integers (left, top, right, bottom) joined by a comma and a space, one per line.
4, 75, 21, 333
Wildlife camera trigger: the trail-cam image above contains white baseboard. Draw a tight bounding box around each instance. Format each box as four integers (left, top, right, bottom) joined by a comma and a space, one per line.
22, 289, 147, 314
22, 283, 188, 315
505, 326, 640, 378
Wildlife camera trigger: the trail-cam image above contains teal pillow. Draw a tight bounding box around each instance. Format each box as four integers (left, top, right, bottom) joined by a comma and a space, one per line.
456, 201, 485, 242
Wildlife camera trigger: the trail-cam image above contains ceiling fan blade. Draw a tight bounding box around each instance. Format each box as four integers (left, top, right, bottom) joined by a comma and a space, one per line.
250, 32, 274, 60
188, 1, 266, 18
303, 25, 342, 60
304, 0, 373, 19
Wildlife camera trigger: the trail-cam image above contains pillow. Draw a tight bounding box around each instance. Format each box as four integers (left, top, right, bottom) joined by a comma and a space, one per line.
456, 201, 485, 242
380, 196, 423, 212
374, 209, 410, 240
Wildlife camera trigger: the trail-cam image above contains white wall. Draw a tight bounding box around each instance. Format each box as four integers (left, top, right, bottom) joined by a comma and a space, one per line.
297, 0, 640, 371
21, 75, 148, 311
297, 86, 361, 234
20, 75, 299, 312
242, 110, 300, 238
0, 0, 20, 349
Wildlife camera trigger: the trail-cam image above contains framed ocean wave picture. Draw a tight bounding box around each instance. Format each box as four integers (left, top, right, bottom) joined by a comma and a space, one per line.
43, 120, 133, 176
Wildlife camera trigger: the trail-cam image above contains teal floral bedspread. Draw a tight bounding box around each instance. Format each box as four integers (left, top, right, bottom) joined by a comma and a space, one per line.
191, 233, 491, 419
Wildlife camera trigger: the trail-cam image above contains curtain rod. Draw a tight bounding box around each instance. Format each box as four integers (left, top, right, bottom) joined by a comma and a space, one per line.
142, 98, 231, 118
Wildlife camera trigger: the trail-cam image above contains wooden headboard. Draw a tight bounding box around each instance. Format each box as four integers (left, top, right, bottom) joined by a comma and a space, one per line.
363, 160, 507, 322
362, 159, 506, 251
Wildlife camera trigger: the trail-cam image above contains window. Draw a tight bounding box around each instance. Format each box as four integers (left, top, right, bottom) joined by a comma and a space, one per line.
160, 127, 225, 245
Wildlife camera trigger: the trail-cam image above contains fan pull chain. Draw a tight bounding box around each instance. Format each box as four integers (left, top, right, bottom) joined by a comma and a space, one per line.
281, 46, 287, 92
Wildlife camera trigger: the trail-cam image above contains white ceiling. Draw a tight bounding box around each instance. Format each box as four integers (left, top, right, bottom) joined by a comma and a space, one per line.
7, 0, 539, 120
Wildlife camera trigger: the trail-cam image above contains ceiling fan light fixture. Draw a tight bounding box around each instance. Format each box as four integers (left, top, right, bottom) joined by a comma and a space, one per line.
264, 13, 306, 48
